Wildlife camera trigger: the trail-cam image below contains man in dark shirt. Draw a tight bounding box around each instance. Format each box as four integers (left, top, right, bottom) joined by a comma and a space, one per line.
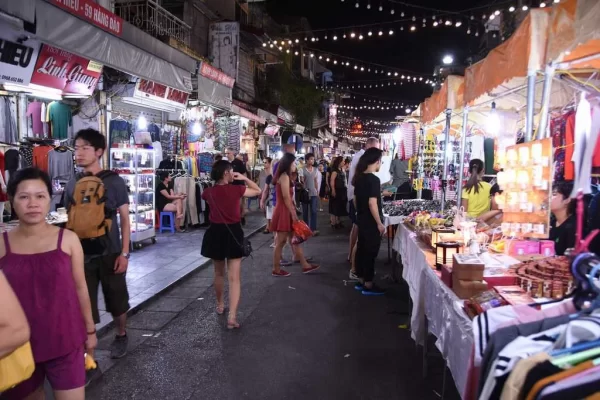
226, 148, 248, 224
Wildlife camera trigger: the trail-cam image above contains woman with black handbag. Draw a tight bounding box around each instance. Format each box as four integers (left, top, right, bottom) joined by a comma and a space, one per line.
201, 160, 261, 329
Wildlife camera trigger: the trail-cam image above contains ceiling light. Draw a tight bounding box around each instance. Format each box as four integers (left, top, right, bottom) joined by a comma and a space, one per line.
433, 21, 438, 27
378, 30, 383, 36
333, 35, 338, 40
355, 1, 359, 8
410, 26, 416, 31
318, 55, 322, 59
378, 5, 383, 11
522, 5, 528, 10
445, 20, 452, 26
359, 34, 364, 39
350, 32, 356, 38
390, 8, 395, 14
494, 10, 500, 15
294, 51, 298, 55
262, 43, 267, 47
295, 39, 299, 43
554, 0, 560, 3
368, 31, 372, 36
490, 14, 495, 20
366, 2, 371, 9
389, 30, 394, 35
310, 53, 314, 57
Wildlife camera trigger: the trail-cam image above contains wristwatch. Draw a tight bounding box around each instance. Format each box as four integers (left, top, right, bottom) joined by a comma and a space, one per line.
121, 252, 130, 259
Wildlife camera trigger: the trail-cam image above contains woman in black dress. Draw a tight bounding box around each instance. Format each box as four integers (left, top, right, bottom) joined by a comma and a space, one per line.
328, 156, 348, 228
201, 160, 261, 329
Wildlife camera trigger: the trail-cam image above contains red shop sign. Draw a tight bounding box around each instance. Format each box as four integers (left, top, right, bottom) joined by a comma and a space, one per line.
199, 62, 235, 88
136, 79, 189, 106
166, 88, 189, 105
30, 45, 102, 96
51, 0, 123, 36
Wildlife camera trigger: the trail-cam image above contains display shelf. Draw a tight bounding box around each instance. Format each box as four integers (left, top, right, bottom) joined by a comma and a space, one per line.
496, 138, 553, 239
110, 147, 156, 250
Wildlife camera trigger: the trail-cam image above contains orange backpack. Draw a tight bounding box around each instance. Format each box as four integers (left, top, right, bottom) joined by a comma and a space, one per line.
66, 171, 116, 254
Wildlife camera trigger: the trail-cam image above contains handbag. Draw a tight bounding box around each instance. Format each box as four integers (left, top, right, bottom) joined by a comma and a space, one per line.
209, 189, 253, 258
0, 342, 35, 392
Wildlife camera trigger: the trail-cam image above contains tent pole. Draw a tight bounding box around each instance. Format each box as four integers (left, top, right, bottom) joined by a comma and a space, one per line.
525, 73, 536, 142
537, 64, 556, 140
457, 107, 469, 204
441, 108, 452, 213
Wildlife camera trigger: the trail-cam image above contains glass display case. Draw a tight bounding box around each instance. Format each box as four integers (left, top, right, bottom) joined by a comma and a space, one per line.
110, 148, 156, 249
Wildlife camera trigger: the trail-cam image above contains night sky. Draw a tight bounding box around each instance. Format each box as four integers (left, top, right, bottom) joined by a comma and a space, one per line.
266, 0, 504, 117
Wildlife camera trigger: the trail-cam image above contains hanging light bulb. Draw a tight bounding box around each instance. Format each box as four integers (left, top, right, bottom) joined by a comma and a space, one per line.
350, 32, 356, 38
333, 35, 338, 40
366, 1, 371, 8
475, 30, 479, 37
390, 8, 395, 14
262, 43, 267, 47
192, 121, 202, 135
410, 25, 416, 31
368, 31, 372, 36
412, 15, 416, 21
494, 10, 500, 15
445, 19, 452, 25
509, 6, 515, 11
522, 5, 528, 10
294, 51, 299, 55
467, 28, 471, 34
295, 38, 299, 43
378, 3, 383, 11
433, 21, 438, 27
389, 29, 394, 35
311, 37, 315, 42
539, 1, 546, 7
355, 1, 359, 8
554, 0, 560, 3
455, 21, 462, 27
378, 30, 383, 35
401, 11, 405, 17
359, 34, 364, 39
326, 57, 330, 62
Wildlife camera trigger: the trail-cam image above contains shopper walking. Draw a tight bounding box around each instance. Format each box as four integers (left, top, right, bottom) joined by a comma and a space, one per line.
271, 153, 320, 277
259, 157, 273, 234
300, 153, 320, 235
317, 163, 325, 211
66, 128, 131, 359
328, 156, 348, 228
352, 148, 386, 295
347, 137, 379, 272
0, 270, 29, 359
0, 167, 97, 399
201, 160, 261, 329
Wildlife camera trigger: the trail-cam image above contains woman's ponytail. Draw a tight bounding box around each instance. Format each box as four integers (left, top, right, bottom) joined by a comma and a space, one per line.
464, 159, 484, 194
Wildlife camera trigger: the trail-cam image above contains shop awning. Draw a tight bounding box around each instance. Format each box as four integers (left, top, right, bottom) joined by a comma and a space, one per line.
0, 0, 35, 24
34, 0, 193, 92
421, 75, 464, 124
231, 104, 266, 124
257, 109, 279, 123
546, 0, 600, 69
464, 9, 550, 106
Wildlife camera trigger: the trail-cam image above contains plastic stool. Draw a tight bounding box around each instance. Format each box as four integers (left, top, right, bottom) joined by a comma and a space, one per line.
159, 212, 176, 233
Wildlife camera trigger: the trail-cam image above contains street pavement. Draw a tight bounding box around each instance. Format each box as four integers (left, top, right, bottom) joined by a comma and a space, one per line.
83, 211, 460, 400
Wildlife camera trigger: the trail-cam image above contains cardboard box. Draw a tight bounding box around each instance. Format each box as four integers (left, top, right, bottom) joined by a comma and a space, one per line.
452, 254, 485, 281
494, 285, 536, 306
453, 278, 488, 299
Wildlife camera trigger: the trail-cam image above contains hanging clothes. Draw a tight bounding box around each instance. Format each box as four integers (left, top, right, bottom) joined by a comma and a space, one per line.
109, 119, 131, 147
18, 146, 33, 169
48, 148, 75, 183
47, 102, 73, 140
26, 101, 45, 137
0, 97, 17, 144
571, 96, 600, 196
0, 152, 7, 202
32, 146, 53, 173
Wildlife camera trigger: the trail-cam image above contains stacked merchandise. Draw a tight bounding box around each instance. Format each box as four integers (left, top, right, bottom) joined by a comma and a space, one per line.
383, 199, 457, 217
509, 256, 573, 299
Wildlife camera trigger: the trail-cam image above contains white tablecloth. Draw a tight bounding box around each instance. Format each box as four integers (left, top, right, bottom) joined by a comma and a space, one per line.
395, 224, 473, 398
383, 214, 405, 227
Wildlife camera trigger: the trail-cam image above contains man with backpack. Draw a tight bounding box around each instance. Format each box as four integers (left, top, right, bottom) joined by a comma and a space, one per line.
65, 129, 131, 360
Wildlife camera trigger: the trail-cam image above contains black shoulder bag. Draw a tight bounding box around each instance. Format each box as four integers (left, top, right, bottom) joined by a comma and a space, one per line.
209, 189, 253, 258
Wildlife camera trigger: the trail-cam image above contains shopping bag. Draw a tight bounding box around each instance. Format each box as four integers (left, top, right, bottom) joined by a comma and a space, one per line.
0, 342, 35, 392
292, 220, 313, 242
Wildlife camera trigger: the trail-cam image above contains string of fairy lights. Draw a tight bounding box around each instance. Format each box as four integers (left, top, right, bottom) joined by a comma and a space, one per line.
263, 0, 562, 44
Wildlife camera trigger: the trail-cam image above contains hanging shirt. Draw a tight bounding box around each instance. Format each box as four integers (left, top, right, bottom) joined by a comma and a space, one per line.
72, 97, 100, 135
27, 101, 45, 137
48, 102, 73, 140
32, 146, 53, 173
468, 136, 486, 163
48, 149, 74, 183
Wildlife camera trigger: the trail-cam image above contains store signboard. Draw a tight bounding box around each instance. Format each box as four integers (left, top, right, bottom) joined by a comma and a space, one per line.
208, 22, 240, 81
0, 25, 41, 86
30, 45, 102, 96
199, 62, 235, 88
277, 107, 294, 124
136, 78, 189, 106
50, 0, 123, 36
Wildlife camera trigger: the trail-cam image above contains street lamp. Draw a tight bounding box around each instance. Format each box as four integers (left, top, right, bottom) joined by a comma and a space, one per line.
442, 55, 454, 65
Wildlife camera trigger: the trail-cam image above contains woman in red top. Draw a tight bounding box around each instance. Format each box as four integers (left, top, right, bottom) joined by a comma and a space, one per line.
270, 153, 320, 277
201, 160, 261, 329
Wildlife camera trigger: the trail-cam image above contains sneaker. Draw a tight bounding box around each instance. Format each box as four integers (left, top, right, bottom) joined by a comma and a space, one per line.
349, 271, 359, 281
85, 366, 101, 387
280, 259, 292, 266
272, 269, 291, 277
110, 334, 128, 359
302, 264, 320, 274
361, 285, 386, 296
354, 282, 364, 291
293, 257, 313, 264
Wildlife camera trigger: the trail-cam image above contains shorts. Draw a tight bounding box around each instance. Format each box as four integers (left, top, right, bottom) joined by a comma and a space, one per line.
266, 205, 274, 220
85, 253, 130, 324
0, 347, 85, 399
348, 201, 357, 225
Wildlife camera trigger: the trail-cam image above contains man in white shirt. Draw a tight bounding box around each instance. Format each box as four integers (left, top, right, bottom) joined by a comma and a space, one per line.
347, 137, 380, 279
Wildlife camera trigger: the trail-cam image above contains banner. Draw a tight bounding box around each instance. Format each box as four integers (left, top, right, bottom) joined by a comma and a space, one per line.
0, 25, 41, 86
30, 45, 102, 96
50, 0, 123, 36
135, 78, 189, 106
199, 62, 235, 88
208, 22, 240, 81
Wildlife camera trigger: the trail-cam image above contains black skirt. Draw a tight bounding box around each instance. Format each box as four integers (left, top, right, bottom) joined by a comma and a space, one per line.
201, 223, 245, 260
329, 187, 348, 217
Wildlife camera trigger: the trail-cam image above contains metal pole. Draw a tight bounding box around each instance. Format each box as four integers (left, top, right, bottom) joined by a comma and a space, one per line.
524, 73, 536, 142
441, 108, 452, 213
457, 107, 469, 203
536, 64, 556, 140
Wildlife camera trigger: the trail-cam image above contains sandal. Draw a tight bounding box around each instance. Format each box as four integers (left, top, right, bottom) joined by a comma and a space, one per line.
227, 313, 240, 329
216, 304, 225, 315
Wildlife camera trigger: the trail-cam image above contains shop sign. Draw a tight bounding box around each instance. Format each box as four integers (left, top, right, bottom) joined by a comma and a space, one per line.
231, 104, 266, 124
30, 45, 102, 96
199, 62, 235, 88
277, 107, 294, 124
0, 25, 41, 86
135, 78, 189, 106
208, 22, 240, 81
294, 124, 305, 134
50, 0, 123, 36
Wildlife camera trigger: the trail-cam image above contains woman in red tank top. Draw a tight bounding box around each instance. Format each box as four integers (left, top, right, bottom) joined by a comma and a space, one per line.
0, 168, 96, 400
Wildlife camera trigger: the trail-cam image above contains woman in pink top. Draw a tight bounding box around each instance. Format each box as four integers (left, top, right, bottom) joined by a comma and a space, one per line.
0, 168, 96, 400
